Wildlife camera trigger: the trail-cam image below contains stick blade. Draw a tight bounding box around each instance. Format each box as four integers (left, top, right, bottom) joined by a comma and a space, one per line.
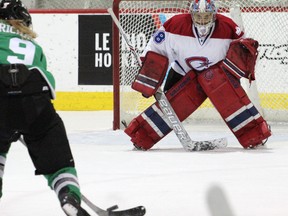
109, 206, 146, 216
191, 138, 228, 151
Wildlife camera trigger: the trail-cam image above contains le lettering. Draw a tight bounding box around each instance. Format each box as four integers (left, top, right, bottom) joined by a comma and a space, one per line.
95, 33, 111, 68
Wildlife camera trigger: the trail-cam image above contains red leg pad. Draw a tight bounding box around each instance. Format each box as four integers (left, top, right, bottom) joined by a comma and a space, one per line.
197, 63, 271, 148
124, 117, 156, 150
165, 71, 207, 121
124, 71, 207, 150
237, 120, 271, 148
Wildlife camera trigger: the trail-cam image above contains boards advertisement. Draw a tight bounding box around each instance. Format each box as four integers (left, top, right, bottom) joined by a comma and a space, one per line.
78, 15, 113, 85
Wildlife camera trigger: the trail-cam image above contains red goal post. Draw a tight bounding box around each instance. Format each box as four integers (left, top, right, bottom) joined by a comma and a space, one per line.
112, 0, 288, 130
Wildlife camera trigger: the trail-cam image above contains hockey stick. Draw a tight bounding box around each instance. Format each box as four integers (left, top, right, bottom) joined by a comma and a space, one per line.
108, 8, 227, 151
82, 194, 146, 216
17, 137, 146, 216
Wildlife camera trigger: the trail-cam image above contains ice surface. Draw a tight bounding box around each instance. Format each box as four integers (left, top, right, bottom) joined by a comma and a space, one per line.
0, 111, 287, 216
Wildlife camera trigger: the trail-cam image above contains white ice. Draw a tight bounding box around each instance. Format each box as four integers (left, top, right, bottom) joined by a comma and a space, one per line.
0, 111, 288, 216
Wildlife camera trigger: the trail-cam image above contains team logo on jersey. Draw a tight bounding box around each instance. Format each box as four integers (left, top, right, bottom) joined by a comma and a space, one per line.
185, 56, 213, 70
153, 31, 165, 44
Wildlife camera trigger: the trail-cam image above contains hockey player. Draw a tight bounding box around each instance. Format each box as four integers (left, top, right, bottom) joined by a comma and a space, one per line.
0, 0, 89, 215
125, 0, 271, 150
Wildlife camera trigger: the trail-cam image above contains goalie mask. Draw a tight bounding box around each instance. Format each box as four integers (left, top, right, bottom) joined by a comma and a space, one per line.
0, 0, 31, 27
190, 0, 217, 37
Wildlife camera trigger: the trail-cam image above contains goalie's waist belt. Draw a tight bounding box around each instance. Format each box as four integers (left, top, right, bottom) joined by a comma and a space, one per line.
0, 64, 49, 96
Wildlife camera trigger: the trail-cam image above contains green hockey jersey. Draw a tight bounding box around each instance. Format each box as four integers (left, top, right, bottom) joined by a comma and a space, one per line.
0, 20, 56, 99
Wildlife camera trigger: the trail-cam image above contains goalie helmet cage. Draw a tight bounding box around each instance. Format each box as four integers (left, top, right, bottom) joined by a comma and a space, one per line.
112, 0, 288, 130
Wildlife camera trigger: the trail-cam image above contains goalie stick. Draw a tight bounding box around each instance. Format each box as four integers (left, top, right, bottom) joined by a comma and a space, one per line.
108, 8, 227, 151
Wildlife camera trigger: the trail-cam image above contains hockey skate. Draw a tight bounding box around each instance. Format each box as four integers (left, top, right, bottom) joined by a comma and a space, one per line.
249, 137, 269, 149
248, 124, 271, 149
60, 192, 90, 216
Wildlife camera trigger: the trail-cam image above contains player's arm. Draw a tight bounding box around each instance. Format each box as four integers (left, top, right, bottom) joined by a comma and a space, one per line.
140, 26, 170, 59
132, 26, 172, 98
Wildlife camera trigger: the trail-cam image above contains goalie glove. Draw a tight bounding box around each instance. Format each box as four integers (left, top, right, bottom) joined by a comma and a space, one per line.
221, 38, 259, 82
132, 51, 169, 98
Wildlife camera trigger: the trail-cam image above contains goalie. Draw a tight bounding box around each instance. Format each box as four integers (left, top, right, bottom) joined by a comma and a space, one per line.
125, 0, 271, 150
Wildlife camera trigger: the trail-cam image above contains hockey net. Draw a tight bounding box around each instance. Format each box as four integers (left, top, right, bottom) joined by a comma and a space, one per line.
112, 0, 288, 129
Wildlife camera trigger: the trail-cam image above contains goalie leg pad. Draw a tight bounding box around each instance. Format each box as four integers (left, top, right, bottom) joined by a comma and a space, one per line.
125, 71, 207, 150
165, 71, 207, 121
197, 64, 271, 148
237, 120, 271, 148
124, 104, 171, 150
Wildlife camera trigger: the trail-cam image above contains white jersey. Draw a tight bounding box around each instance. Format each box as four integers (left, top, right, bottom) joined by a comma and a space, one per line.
142, 13, 244, 75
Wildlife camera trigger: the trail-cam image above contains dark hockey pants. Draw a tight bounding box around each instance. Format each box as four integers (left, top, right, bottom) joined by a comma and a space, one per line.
0, 65, 74, 175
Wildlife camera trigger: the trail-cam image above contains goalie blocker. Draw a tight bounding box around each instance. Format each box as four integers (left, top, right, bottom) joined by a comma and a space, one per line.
125, 39, 271, 149
132, 51, 169, 98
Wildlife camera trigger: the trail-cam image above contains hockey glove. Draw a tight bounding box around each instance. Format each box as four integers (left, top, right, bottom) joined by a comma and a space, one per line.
132, 51, 169, 98
221, 38, 259, 82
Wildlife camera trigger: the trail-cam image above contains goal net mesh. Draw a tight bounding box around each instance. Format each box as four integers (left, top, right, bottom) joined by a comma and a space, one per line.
113, 0, 288, 126
23, 0, 288, 125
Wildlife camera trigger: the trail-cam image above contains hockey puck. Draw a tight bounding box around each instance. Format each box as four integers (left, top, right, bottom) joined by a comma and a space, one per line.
106, 205, 119, 211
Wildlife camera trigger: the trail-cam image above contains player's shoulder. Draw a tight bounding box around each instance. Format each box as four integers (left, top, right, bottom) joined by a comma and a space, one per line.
216, 14, 238, 26
163, 14, 193, 36
213, 14, 243, 39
